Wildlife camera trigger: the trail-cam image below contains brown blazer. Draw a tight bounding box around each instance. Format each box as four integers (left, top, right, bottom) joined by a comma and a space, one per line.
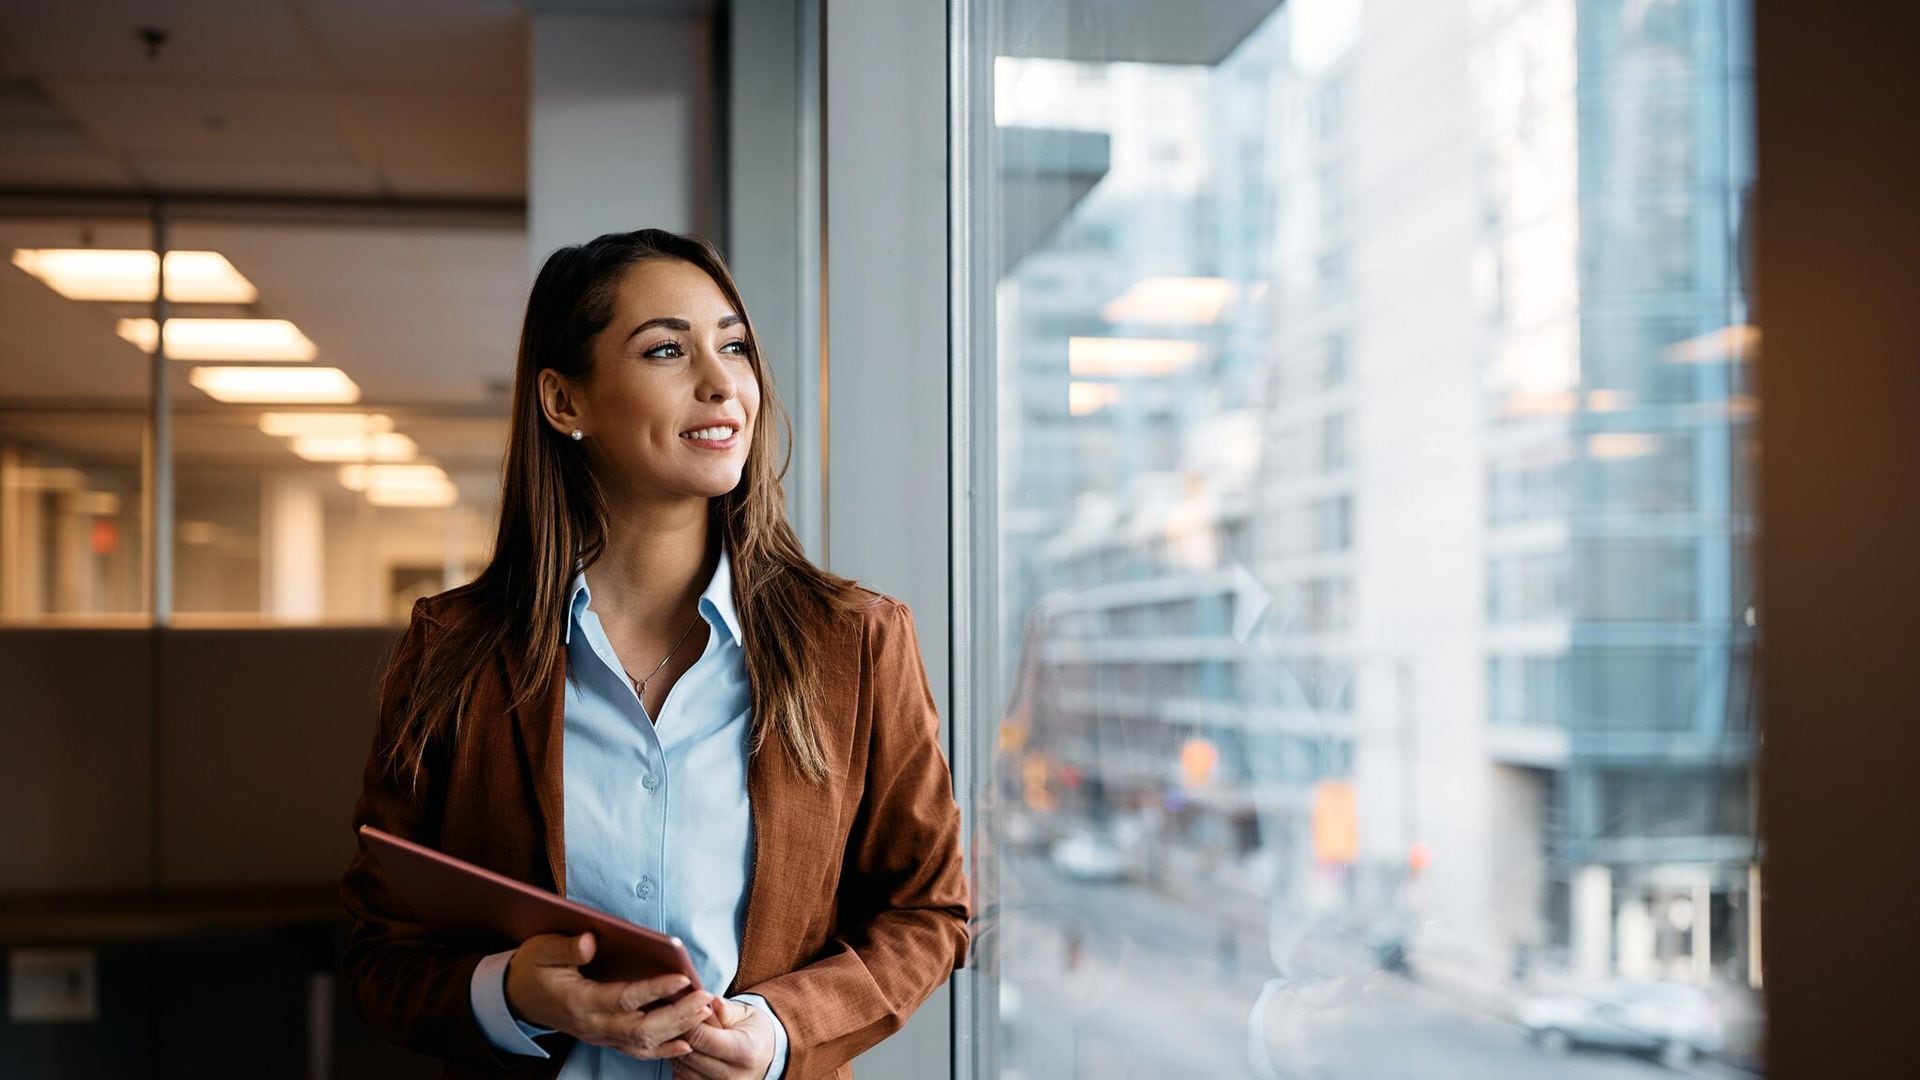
338, 584, 971, 1080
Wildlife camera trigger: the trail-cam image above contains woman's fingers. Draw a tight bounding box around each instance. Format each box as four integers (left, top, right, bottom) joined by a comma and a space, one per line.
587, 972, 696, 1015
524, 931, 594, 968
629, 987, 713, 1038
587, 982, 712, 1058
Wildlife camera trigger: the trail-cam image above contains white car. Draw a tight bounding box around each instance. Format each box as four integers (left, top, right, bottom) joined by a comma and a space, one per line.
1048, 832, 1130, 882
1519, 979, 1725, 1067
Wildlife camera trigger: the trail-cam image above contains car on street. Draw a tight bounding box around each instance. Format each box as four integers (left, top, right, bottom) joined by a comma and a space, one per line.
1519, 978, 1725, 1067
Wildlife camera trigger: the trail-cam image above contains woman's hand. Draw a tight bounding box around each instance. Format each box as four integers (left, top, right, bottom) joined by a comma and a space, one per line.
672, 996, 778, 1080
505, 931, 714, 1062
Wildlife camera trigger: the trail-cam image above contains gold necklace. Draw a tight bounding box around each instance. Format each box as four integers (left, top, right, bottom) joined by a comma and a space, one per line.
622, 611, 704, 702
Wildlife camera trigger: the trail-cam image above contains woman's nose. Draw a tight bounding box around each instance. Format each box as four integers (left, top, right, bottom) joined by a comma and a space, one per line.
697, 352, 737, 401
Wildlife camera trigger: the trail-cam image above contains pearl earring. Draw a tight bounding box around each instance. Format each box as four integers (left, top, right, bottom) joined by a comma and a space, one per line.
571, 429, 583, 441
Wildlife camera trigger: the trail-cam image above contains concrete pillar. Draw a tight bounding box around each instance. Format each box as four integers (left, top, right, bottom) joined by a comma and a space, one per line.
263, 474, 324, 621
1572, 862, 1612, 980
1616, 894, 1653, 979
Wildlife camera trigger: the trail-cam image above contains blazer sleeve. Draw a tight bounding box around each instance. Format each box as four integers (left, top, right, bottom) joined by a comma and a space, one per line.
337, 599, 547, 1073
739, 597, 972, 1077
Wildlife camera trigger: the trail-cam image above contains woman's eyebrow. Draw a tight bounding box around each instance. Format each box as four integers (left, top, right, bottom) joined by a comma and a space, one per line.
626, 314, 744, 341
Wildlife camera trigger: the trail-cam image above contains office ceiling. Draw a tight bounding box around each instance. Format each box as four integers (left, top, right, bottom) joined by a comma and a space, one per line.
0, 0, 529, 199
0, 2, 545, 468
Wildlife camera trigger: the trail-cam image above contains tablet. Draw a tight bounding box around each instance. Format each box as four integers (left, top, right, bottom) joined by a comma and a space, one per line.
357, 824, 703, 993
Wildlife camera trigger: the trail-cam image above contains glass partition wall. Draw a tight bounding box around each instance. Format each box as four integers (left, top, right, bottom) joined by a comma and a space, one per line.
0, 203, 515, 626
959, 0, 1762, 1075
0, 212, 156, 622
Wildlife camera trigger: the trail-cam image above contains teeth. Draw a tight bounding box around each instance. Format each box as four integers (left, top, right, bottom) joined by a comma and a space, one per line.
682, 426, 733, 440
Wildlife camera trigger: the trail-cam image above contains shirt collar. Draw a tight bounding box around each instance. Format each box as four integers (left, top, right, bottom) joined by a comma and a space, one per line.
565, 544, 743, 647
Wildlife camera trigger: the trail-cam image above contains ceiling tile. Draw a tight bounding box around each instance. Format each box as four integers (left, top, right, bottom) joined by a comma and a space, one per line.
0, 148, 139, 189
44, 80, 364, 162
350, 90, 526, 198
0, 260, 149, 402
0, 1, 324, 82
127, 155, 383, 196
295, 0, 527, 91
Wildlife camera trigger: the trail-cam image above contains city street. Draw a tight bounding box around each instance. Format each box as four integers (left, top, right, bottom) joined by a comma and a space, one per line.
994, 852, 1756, 1079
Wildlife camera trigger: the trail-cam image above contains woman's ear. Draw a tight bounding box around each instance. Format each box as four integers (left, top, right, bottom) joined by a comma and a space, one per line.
537, 368, 586, 438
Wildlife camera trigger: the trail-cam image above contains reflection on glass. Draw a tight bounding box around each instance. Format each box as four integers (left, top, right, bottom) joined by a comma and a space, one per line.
162, 219, 516, 623
0, 216, 155, 622
1, 214, 516, 624
972, 0, 1761, 1075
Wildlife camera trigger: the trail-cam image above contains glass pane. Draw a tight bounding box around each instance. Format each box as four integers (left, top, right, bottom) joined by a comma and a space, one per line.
0, 215, 155, 623
161, 219, 514, 624
965, 0, 1762, 1076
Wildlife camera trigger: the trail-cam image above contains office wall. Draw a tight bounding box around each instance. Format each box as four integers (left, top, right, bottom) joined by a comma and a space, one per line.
0, 626, 398, 894
0, 630, 153, 893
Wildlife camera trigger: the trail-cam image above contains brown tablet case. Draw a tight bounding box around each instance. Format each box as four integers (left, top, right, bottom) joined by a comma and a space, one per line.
358, 824, 703, 992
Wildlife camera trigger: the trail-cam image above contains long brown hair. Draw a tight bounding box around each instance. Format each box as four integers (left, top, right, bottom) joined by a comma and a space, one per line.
376, 228, 863, 792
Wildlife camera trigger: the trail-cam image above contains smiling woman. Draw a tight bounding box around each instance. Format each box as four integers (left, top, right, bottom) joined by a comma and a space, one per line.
538, 256, 763, 520
339, 227, 972, 1080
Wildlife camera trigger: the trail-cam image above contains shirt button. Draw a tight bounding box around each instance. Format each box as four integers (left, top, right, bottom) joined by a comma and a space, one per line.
642, 772, 660, 792
636, 875, 655, 899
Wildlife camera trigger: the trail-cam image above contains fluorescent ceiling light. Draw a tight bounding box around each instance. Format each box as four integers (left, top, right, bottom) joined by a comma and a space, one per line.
366, 485, 457, 508
1100, 277, 1238, 325
1665, 324, 1759, 364
76, 490, 122, 516
1588, 433, 1662, 460
1067, 337, 1203, 377
10, 248, 258, 303
337, 463, 449, 493
8, 466, 88, 490
1068, 382, 1119, 416
258, 411, 394, 437
338, 463, 458, 507
188, 366, 359, 404
289, 432, 418, 463
116, 318, 317, 361
1500, 391, 1579, 416
1585, 389, 1632, 413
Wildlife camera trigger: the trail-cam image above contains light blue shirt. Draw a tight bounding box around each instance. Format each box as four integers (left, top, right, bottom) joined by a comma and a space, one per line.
467, 545, 789, 1079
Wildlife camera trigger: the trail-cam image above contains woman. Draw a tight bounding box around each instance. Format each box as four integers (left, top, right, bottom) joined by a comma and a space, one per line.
339, 228, 971, 1080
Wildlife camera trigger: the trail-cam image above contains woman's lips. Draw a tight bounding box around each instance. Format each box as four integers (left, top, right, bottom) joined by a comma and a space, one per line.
679, 429, 739, 450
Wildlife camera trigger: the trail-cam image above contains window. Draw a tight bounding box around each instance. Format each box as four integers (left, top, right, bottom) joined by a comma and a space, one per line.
967, 0, 1761, 1073
1489, 654, 1566, 726
1, 215, 508, 624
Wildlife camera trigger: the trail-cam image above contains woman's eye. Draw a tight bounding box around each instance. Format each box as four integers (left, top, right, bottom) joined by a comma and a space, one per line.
643, 340, 746, 359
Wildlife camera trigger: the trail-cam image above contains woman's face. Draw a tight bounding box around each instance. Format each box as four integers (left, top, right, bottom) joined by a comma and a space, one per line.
561, 257, 760, 503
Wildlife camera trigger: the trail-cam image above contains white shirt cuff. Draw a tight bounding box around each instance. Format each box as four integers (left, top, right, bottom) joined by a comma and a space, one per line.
470, 948, 557, 1057
731, 992, 789, 1080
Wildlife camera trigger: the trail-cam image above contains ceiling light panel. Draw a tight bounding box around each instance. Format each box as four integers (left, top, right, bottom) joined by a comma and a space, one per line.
188, 366, 359, 404
11, 249, 258, 303
288, 432, 418, 463
117, 318, 317, 361
257, 412, 395, 437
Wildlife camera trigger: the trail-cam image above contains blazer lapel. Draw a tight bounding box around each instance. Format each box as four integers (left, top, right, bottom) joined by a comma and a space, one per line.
732, 606, 865, 994
735, 724, 780, 993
